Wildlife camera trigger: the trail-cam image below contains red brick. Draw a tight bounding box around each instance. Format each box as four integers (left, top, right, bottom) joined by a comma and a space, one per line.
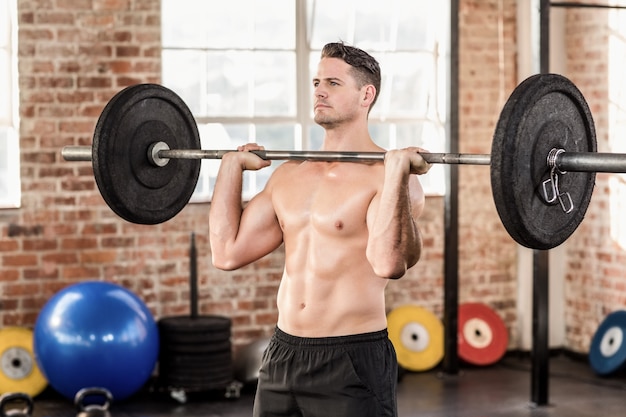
61, 237, 98, 250
19, 29, 55, 41
3, 254, 38, 267
80, 250, 118, 264
56, 0, 92, 9
4, 283, 41, 297
35, 11, 74, 25
0, 269, 20, 281
115, 46, 140, 57
24, 267, 59, 280
42, 252, 79, 264
23, 238, 57, 251
77, 76, 113, 89
0, 240, 20, 252
93, 0, 131, 10
62, 266, 101, 280
78, 45, 113, 57
102, 236, 135, 248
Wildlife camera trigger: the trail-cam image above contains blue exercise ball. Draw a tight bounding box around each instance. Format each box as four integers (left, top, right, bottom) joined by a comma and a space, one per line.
33, 281, 159, 401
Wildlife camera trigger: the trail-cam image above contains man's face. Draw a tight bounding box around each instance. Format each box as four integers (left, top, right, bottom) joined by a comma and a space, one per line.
312, 57, 364, 128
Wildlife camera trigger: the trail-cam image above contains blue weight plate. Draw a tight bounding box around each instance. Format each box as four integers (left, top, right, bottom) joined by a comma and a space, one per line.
589, 310, 626, 376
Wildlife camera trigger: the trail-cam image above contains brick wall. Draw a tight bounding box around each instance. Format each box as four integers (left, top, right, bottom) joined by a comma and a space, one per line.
3, 0, 620, 357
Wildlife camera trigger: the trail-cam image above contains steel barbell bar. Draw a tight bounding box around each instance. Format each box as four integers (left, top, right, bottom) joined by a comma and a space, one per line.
61, 143, 491, 165
61, 142, 626, 173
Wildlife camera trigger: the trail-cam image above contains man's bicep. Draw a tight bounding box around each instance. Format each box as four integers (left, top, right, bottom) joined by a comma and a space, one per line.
234, 191, 284, 263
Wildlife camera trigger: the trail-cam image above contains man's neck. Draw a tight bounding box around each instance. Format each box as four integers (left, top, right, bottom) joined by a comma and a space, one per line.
320, 122, 375, 152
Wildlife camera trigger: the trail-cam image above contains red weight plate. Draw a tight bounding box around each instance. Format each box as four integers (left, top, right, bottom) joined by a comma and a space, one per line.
458, 303, 508, 366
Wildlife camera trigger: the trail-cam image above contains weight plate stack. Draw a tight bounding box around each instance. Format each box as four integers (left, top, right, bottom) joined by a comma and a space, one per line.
158, 315, 233, 393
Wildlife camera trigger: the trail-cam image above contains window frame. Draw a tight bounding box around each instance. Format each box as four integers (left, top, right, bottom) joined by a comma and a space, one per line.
161, 0, 449, 202
0, 0, 20, 209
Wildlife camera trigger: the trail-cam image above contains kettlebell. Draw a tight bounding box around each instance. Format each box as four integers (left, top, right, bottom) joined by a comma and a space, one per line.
0, 392, 34, 417
74, 387, 113, 417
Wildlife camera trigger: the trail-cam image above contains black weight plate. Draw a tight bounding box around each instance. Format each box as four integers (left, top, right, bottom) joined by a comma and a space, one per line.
160, 332, 231, 346
161, 351, 232, 367
160, 364, 233, 379
160, 366, 233, 383
163, 373, 233, 385
160, 359, 233, 373
491, 73, 596, 250
160, 340, 232, 354
162, 375, 233, 391
93, 84, 201, 224
159, 315, 232, 333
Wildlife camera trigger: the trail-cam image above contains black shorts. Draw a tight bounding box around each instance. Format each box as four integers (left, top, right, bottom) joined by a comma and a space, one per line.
253, 327, 398, 417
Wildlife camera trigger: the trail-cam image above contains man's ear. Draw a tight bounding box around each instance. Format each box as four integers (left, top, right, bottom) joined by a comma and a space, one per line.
362, 85, 376, 108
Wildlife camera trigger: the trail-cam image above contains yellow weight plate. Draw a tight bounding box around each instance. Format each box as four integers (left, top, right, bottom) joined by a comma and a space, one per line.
0, 327, 47, 396
387, 305, 443, 372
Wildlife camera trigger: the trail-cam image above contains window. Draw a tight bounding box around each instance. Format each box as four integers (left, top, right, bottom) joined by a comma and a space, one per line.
0, 0, 20, 208
162, 0, 449, 201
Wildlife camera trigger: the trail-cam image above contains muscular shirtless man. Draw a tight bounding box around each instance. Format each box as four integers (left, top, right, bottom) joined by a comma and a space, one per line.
209, 42, 431, 417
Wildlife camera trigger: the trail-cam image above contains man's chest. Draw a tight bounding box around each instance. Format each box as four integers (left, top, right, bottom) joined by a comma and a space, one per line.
271, 163, 381, 235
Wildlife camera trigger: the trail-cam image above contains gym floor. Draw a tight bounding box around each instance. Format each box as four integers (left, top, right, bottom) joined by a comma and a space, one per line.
26, 353, 626, 417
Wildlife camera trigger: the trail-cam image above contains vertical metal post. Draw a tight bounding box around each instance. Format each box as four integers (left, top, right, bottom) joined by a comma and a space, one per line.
442, 0, 460, 374
190, 232, 198, 319
531, 0, 551, 407
531, 250, 550, 405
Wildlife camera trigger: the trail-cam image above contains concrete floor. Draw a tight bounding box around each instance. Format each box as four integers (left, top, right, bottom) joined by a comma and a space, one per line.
21, 354, 626, 417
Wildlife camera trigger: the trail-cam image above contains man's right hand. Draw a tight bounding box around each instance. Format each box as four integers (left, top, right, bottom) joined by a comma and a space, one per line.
226, 143, 272, 171
384, 147, 431, 176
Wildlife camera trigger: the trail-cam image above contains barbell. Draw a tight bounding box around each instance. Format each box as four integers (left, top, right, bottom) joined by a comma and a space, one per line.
62, 73, 622, 250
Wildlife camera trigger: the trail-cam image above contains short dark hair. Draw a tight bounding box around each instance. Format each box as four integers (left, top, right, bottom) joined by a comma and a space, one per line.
320, 42, 381, 111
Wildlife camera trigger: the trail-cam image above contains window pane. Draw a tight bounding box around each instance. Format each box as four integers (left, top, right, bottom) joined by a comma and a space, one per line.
163, 51, 296, 118
0, 128, 20, 207
162, 0, 212, 49
162, 0, 295, 49
162, 50, 205, 114
0, 51, 9, 122
372, 53, 434, 119
204, 0, 295, 49
203, 51, 296, 117
395, 4, 438, 50
355, 0, 441, 50
309, 0, 436, 51
0, 4, 7, 48
308, 0, 355, 47
0, 130, 8, 189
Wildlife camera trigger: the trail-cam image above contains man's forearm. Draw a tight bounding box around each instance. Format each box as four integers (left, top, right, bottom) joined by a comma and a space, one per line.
366, 166, 422, 279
